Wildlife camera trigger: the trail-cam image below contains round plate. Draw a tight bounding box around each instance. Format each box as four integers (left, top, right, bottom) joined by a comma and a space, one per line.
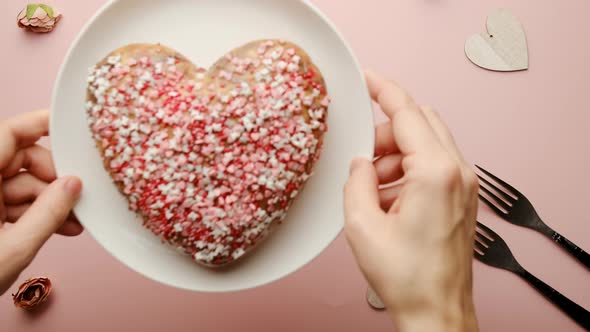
51, 0, 373, 292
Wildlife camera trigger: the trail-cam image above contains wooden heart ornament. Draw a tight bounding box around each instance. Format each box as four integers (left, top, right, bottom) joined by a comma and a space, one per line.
465, 9, 528, 71
85, 40, 329, 266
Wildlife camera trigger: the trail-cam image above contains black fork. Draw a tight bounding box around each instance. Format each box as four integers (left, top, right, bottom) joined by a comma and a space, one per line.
475, 221, 590, 330
476, 165, 590, 269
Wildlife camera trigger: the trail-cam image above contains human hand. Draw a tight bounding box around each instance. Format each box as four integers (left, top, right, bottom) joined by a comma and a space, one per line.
0, 110, 82, 296
344, 72, 479, 331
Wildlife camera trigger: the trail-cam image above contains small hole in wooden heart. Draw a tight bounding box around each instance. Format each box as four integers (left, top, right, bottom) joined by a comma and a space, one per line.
489, 34, 494, 38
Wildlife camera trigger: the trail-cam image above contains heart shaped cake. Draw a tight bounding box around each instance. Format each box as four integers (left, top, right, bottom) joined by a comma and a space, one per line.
85, 40, 329, 266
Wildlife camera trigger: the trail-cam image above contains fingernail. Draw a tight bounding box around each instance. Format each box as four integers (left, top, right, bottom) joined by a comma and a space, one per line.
63, 177, 82, 196
349, 157, 365, 175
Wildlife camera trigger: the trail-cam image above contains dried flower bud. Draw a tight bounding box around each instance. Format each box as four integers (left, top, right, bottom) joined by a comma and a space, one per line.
12, 277, 52, 310
17, 4, 62, 33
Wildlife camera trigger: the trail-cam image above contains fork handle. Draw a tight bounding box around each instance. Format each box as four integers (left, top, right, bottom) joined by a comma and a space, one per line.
520, 269, 590, 330
550, 231, 590, 270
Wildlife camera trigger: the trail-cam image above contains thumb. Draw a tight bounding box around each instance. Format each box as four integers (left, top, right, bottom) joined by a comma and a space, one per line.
344, 157, 383, 229
9, 176, 82, 258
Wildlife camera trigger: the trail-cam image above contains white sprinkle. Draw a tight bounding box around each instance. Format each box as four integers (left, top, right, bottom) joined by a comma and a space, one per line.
85, 101, 94, 111
194, 251, 211, 262
232, 248, 245, 260
228, 131, 241, 143
155, 62, 163, 74
309, 108, 325, 119
222, 152, 234, 165
277, 61, 287, 71
273, 100, 285, 110
255, 68, 271, 82
120, 117, 129, 127
150, 201, 165, 209
139, 124, 151, 134
271, 49, 282, 60
165, 210, 174, 220
290, 133, 308, 149
131, 134, 142, 144
240, 82, 252, 96
276, 180, 287, 191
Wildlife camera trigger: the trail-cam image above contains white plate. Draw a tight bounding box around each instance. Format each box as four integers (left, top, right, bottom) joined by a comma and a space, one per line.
51, 0, 373, 292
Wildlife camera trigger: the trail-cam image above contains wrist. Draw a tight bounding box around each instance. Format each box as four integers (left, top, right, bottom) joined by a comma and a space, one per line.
389, 296, 478, 332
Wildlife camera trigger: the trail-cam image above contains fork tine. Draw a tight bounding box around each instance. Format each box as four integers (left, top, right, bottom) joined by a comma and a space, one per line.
479, 185, 511, 211
474, 232, 488, 246
478, 194, 507, 217
475, 165, 521, 197
474, 240, 487, 253
476, 221, 500, 240
475, 229, 491, 244
473, 251, 484, 261
476, 173, 515, 204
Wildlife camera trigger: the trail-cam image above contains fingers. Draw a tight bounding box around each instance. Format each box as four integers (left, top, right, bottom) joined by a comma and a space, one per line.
420, 107, 464, 162
8, 176, 82, 258
0, 110, 49, 170
5, 204, 83, 236
2, 145, 56, 181
374, 121, 398, 157
2, 173, 47, 205
365, 70, 419, 118
379, 185, 402, 211
2, 110, 49, 146
0, 178, 5, 223
391, 110, 442, 158
374, 153, 403, 184
54, 219, 84, 236
5, 203, 29, 221
365, 71, 441, 158
344, 158, 383, 229
419, 107, 479, 199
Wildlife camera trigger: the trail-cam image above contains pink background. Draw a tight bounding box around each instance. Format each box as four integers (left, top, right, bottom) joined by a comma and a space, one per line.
1, 0, 590, 331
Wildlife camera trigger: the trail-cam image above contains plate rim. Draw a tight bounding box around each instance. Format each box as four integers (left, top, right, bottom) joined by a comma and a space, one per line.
50, 0, 374, 292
